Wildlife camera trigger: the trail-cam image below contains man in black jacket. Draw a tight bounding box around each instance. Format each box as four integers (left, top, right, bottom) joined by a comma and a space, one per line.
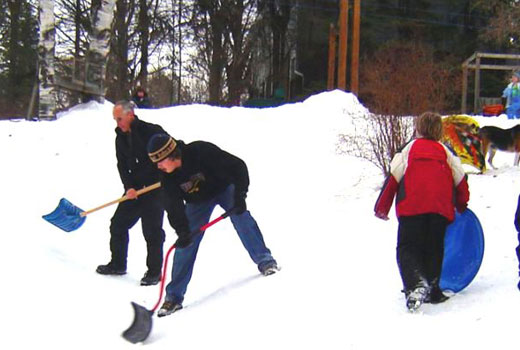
96, 101, 166, 286
146, 133, 279, 317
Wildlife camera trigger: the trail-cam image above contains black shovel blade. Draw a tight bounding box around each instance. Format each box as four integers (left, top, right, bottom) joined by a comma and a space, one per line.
122, 302, 154, 344
42, 198, 86, 232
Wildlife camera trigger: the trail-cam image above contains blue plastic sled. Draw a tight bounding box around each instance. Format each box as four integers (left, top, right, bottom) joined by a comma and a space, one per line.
440, 208, 484, 293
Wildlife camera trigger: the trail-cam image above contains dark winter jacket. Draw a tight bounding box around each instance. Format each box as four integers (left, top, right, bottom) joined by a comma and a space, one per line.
161, 140, 250, 237
132, 94, 152, 109
374, 138, 470, 222
115, 116, 165, 191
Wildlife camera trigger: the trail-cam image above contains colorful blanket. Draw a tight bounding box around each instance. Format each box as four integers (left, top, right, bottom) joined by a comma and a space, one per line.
442, 115, 485, 172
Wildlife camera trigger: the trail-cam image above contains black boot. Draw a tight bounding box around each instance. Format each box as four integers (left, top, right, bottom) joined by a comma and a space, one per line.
425, 285, 449, 304
140, 271, 161, 286
96, 262, 126, 275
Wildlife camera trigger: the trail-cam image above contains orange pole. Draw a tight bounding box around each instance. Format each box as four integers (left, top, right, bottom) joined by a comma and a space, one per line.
337, 0, 348, 90
327, 24, 337, 90
351, 0, 361, 95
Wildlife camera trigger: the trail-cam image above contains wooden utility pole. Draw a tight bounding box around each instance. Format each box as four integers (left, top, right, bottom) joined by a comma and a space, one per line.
337, 0, 348, 90
327, 24, 337, 90
350, 0, 361, 95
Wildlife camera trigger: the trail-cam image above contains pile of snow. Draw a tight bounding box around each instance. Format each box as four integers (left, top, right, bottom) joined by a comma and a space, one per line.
1, 91, 519, 349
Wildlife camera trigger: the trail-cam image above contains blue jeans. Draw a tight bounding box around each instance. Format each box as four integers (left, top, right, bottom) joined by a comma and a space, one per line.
165, 184, 276, 304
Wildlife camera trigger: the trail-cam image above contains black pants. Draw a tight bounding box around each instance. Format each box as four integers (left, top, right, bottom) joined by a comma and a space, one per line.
109, 190, 165, 274
397, 213, 449, 292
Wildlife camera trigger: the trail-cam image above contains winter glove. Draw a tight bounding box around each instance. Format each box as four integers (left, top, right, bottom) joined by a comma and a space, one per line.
455, 203, 467, 214
233, 191, 247, 215
175, 233, 193, 248
375, 211, 389, 221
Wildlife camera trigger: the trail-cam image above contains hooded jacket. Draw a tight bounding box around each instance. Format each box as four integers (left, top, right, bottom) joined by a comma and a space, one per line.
115, 116, 165, 191
374, 138, 470, 222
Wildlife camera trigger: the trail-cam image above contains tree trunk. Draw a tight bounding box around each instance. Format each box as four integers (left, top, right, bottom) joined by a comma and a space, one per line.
87, 0, 116, 101
7, 0, 21, 97
224, 1, 254, 106
136, 0, 150, 88
268, 0, 291, 97
208, 15, 225, 105
38, 0, 57, 119
106, 0, 133, 101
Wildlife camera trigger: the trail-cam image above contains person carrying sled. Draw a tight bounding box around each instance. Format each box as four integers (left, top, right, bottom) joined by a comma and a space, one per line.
146, 133, 279, 317
502, 71, 520, 119
374, 112, 470, 312
96, 101, 166, 286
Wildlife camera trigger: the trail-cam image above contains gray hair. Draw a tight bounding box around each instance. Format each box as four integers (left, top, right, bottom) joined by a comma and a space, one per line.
114, 100, 135, 114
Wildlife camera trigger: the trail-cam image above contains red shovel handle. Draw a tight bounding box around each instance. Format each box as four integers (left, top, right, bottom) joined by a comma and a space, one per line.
151, 209, 233, 312
200, 210, 231, 231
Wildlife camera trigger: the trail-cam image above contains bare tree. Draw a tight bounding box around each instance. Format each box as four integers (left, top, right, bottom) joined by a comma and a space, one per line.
106, 0, 134, 101
38, 0, 57, 119
135, 0, 150, 87
359, 41, 460, 116
475, 0, 520, 50
342, 40, 460, 176
223, 0, 258, 105
86, 0, 116, 101
258, 0, 293, 94
339, 113, 414, 177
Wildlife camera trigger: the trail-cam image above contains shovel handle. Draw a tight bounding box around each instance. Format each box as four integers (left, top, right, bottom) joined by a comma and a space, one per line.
80, 182, 161, 217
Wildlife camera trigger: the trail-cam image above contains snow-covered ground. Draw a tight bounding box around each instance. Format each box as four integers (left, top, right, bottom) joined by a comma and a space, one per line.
1, 90, 519, 349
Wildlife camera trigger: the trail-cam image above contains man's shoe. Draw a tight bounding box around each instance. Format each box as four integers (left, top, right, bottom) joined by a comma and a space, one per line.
96, 263, 126, 275
260, 261, 280, 276
406, 286, 427, 312
157, 301, 183, 317
140, 271, 161, 286
425, 286, 449, 304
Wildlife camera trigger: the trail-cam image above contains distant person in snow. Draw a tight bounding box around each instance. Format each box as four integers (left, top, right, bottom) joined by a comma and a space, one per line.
132, 86, 152, 109
502, 71, 520, 119
513, 195, 520, 290
146, 133, 279, 317
374, 112, 470, 312
96, 100, 166, 287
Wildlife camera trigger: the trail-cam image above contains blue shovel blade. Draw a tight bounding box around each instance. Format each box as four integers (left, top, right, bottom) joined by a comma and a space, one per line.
42, 198, 86, 232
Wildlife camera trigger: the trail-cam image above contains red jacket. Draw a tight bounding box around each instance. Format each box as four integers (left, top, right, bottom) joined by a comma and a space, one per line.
374, 138, 470, 222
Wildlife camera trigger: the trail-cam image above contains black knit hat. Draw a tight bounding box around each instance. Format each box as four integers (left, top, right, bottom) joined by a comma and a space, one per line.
147, 133, 177, 163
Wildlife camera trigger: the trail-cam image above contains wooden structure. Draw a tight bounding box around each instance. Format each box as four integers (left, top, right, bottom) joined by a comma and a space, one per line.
54, 57, 105, 96
461, 52, 520, 114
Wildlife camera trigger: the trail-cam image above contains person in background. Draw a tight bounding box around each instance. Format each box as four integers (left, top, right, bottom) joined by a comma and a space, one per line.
96, 100, 165, 286
502, 71, 520, 119
132, 86, 152, 109
374, 112, 470, 312
513, 195, 520, 290
146, 133, 279, 317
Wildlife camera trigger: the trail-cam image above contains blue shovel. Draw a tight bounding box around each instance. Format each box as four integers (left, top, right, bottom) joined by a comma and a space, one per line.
42, 182, 161, 232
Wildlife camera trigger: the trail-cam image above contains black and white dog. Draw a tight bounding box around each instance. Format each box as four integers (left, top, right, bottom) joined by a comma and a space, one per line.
479, 125, 520, 169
